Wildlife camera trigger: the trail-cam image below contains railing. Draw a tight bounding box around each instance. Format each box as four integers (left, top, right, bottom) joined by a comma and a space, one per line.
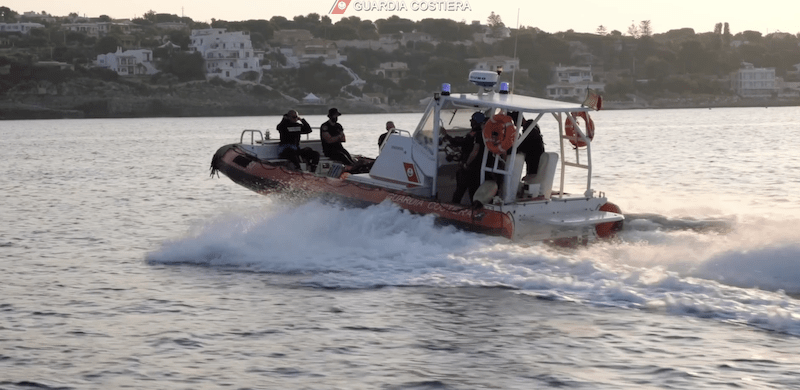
240, 130, 263, 145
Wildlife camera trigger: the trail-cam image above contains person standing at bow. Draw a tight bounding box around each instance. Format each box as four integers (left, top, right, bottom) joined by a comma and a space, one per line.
276, 109, 319, 172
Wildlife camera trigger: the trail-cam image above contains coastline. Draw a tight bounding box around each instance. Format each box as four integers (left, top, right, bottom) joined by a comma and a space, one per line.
2, 90, 798, 120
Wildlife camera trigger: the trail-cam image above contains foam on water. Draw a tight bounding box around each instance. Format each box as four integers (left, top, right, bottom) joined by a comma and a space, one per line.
147, 198, 800, 335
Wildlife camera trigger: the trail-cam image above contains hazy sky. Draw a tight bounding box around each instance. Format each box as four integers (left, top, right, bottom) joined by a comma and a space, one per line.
7, 0, 800, 35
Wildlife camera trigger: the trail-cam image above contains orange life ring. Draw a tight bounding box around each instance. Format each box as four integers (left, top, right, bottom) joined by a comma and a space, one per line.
565, 111, 595, 147
483, 114, 516, 155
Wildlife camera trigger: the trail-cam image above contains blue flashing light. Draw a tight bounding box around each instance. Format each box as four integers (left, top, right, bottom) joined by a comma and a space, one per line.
499, 82, 509, 94
441, 83, 451, 96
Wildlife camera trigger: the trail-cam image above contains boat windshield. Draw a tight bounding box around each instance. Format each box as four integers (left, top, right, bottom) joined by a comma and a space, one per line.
414, 108, 482, 146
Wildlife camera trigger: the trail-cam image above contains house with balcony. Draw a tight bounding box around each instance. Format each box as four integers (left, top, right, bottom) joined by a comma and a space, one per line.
730, 62, 776, 97
373, 62, 409, 83
189, 28, 261, 81
466, 56, 520, 74
61, 21, 135, 38
546, 65, 605, 100
0, 22, 45, 35
279, 39, 346, 68
96, 47, 158, 76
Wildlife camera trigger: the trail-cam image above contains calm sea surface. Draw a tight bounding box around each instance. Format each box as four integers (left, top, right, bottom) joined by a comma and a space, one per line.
3, 106, 800, 389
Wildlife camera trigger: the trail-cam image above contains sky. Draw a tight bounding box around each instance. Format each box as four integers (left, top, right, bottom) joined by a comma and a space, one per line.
6, 0, 800, 36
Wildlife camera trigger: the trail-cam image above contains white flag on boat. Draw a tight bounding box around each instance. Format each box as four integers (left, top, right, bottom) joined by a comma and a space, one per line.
582, 88, 603, 111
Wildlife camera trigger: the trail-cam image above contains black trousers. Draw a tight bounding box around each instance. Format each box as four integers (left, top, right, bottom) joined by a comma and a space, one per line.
452, 167, 481, 204
280, 147, 319, 170
325, 147, 356, 166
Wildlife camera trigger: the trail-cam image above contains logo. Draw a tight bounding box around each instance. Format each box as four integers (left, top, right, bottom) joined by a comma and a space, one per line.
330, 0, 352, 14
330, 0, 471, 14
403, 162, 419, 183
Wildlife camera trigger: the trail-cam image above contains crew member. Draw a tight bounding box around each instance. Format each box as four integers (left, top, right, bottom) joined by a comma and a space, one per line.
276, 109, 319, 172
449, 112, 486, 205
378, 121, 396, 151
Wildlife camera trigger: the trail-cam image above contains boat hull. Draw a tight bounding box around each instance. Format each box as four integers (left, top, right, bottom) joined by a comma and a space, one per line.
211, 145, 516, 238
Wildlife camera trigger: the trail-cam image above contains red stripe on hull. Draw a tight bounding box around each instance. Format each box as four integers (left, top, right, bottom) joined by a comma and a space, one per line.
213, 146, 514, 238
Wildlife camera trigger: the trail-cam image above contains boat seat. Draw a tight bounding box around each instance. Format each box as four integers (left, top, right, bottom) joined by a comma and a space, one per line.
520, 152, 559, 199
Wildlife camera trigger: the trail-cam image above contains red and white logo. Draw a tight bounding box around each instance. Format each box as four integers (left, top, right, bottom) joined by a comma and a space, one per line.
403, 162, 419, 183
330, 0, 351, 14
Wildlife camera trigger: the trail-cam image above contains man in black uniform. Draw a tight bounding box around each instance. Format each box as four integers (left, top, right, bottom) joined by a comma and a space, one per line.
320, 107, 356, 166
448, 112, 486, 205
378, 121, 396, 151
276, 109, 319, 172
509, 111, 545, 176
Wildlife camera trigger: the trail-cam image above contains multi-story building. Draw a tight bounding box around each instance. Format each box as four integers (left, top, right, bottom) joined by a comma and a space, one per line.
61, 21, 135, 38
0, 22, 45, 35
546, 65, 605, 100
189, 28, 261, 81
373, 62, 409, 83
731, 62, 776, 97
96, 47, 157, 76
467, 56, 520, 74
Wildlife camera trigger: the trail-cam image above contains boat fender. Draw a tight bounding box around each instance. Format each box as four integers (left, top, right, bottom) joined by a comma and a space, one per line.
595, 202, 623, 239
472, 180, 498, 208
483, 114, 516, 155
565, 111, 595, 148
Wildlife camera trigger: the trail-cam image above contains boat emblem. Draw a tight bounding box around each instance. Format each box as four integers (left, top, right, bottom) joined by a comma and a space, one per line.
403, 162, 419, 183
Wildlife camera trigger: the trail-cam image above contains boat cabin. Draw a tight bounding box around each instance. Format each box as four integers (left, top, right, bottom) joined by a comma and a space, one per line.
352, 71, 598, 208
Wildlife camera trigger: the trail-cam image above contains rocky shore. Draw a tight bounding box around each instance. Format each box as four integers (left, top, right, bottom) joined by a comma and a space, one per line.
2, 79, 798, 120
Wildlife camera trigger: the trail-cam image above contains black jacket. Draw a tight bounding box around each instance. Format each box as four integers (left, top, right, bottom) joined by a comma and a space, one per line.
276, 117, 312, 146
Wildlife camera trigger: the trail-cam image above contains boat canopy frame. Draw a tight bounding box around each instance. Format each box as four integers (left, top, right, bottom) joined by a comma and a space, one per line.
412, 92, 597, 202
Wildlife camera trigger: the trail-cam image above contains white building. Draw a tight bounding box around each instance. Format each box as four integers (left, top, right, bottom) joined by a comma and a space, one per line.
731, 62, 776, 97
546, 66, 605, 100
96, 47, 158, 76
189, 28, 261, 81
373, 62, 409, 83
61, 21, 135, 38
466, 56, 520, 74
0, 22, 45, 35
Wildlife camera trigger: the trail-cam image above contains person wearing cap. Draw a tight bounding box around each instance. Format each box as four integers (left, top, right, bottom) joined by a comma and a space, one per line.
276, 109, 319, 172
449, 112, 486, 205
320, 107, 357, 166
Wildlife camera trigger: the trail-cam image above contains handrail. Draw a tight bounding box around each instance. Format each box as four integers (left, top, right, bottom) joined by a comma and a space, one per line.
240, 129, 263, 145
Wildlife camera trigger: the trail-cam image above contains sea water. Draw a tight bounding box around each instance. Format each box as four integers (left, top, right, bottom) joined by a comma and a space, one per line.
2, 107, 800, 389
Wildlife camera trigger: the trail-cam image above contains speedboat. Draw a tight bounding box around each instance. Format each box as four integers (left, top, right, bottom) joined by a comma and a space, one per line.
210, 71, 623, 242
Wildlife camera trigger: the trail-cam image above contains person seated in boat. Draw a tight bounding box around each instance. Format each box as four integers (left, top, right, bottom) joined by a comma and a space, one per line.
378, 121, 396, 152
509, 111, 545, 176
447, 112, 486, 205
320, 107, 372, 173
276, 109, 319, 172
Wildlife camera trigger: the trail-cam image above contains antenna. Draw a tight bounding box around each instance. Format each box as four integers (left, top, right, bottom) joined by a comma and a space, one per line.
511, 8, 519, 94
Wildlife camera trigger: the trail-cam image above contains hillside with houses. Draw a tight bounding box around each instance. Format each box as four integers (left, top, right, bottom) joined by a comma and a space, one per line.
1, 8, 799, 119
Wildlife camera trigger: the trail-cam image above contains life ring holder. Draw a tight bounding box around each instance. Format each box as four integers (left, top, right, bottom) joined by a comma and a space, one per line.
483, 114, 516, 155
565, 111, 595, 148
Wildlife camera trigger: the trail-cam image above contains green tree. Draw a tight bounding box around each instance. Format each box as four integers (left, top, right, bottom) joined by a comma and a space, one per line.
487, 12, 503, 27
376, 15, 415, 34
95, 36, 120, 55
161, 52, 205, 81
638, 20, 652, 37
0, 6, 18, 22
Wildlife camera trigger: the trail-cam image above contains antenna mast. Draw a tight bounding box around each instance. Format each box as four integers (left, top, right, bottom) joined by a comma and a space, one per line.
511, 8, 519, 94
